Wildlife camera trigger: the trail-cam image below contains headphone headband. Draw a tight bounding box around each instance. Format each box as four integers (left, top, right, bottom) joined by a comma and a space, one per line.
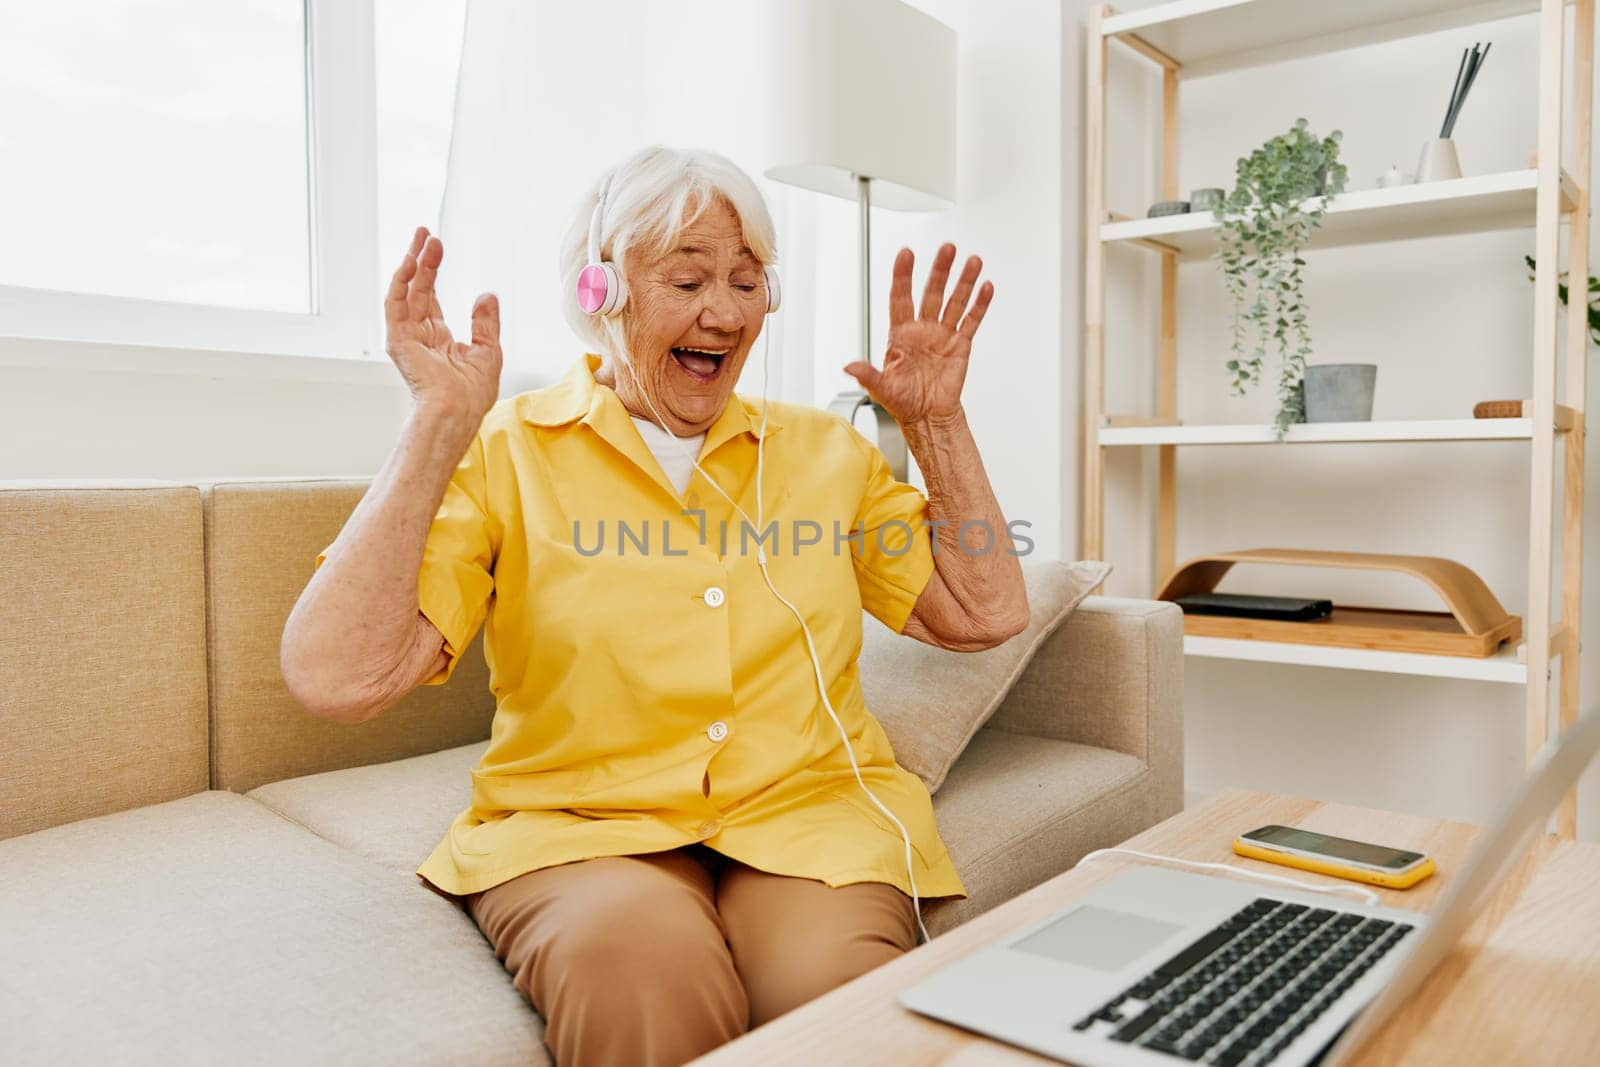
576, 172, 780, 317
577, 174, 626, 316
586, 175, 610, 265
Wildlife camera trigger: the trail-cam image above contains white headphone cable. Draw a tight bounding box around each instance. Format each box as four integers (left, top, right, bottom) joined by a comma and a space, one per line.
612, 320, 931, 946
1074, 848, 1382, 907
748, 328, 932, 947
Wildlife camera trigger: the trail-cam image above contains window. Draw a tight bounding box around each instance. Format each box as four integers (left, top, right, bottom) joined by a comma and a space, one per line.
0, 0, 462, 364
0, 1, 312, 313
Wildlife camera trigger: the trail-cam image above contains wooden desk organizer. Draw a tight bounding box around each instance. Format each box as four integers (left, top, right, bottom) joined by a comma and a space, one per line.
1155, 549, 1522, 658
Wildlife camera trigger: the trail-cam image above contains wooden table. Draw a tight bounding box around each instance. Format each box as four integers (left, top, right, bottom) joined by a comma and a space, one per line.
694, 789, 1600, 1065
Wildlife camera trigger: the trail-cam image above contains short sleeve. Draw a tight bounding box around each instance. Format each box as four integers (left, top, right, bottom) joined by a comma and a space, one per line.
312, 433, 497, 687
849, 432, 937, 634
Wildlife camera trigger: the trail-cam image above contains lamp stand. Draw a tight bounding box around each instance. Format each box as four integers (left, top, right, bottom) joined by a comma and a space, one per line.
826, 174, 909, 481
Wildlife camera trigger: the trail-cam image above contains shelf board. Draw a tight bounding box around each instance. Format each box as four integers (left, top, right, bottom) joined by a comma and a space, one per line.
1184, 634, 1529, 682
1099, 417, 1536, 445
1101, 169, 1576, 260
1103, 0, 1545, 78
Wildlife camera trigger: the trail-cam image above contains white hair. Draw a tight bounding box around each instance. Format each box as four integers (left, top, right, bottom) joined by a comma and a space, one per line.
559, 145, 779, 362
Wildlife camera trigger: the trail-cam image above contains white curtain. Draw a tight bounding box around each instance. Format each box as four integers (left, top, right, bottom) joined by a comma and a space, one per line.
436, 0, 822, 404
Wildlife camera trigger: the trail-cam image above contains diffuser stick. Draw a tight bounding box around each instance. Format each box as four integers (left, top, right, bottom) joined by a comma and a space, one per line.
1459, 42, 1490, 123
1448, 47, 1478, 136
1443, 42, 1490, 139
1442, 45, 1474, 138
1440, 47, 1470, 138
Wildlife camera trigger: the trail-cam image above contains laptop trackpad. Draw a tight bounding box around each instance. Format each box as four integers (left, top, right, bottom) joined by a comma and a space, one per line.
1011, 905, 1185, 972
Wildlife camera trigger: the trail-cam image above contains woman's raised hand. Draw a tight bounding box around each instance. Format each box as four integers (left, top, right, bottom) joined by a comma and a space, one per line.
843, 243, 994, 427
385, 226, 502, 421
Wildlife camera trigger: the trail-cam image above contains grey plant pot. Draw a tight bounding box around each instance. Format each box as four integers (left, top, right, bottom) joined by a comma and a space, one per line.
1304, 364, 1377, 422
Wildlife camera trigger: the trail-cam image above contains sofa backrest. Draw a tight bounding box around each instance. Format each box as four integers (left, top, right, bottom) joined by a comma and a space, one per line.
3, 478, 1164, 839
1, 485, 210, 839
1, 480, 499, 839
203, 480, 495, 793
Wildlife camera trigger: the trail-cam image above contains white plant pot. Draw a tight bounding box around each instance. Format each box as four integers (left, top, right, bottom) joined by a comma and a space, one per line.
1416, 138, 1462, 182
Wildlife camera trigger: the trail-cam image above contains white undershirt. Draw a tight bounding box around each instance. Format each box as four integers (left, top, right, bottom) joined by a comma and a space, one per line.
630, 415, 705, 496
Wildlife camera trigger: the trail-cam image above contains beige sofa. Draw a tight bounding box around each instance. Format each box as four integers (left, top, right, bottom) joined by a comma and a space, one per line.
0, 480, 1183, 1065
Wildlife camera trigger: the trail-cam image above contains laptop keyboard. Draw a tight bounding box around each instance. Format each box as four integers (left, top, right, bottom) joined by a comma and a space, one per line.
1070, 897, 1414, 1065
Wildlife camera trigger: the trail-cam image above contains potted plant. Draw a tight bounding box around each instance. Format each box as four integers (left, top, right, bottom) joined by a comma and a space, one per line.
1213, 118, 1350, 437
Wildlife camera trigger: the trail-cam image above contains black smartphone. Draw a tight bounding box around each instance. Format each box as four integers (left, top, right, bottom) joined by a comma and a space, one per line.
1238, 825, 1429, 874
1175, 593, 1333, 622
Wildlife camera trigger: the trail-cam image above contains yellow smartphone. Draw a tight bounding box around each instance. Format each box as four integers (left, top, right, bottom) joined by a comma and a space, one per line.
1232, 824, 1436, 890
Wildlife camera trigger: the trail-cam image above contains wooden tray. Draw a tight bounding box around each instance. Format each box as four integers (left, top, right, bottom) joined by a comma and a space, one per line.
1155, 549, 1522, 658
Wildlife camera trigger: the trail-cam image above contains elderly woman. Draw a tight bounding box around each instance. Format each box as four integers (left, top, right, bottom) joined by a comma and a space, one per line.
281, 145, 1027, 1066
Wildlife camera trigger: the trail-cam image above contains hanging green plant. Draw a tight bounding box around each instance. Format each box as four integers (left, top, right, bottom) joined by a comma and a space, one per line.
1213, 118, 1349, 438
1524, 255, 1600, 348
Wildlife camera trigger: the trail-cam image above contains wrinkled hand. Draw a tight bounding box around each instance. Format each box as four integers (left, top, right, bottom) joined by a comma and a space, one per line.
844, 243, 994, 426
385, 226, 502, 421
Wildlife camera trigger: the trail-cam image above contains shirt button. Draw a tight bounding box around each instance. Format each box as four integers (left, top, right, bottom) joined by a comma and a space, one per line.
685, 491, 701, 509
707, 720, 729, 742
704, 586, 725, 608
697, 819, 721, 837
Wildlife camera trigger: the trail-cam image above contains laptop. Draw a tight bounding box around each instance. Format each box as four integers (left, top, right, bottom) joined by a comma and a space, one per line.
899, 711, 1600, 1066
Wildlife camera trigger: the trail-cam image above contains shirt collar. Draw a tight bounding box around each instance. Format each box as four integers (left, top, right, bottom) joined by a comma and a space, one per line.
518, 353, 784, 451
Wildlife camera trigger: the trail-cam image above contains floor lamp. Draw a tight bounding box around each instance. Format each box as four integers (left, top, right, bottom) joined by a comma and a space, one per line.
760, 0, 956, 481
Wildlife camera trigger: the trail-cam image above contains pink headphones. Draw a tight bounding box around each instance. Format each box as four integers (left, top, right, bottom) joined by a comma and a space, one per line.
576, 176, 781, 317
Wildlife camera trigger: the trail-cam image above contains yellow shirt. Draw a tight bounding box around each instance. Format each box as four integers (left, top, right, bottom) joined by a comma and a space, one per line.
318, 353, 967, 901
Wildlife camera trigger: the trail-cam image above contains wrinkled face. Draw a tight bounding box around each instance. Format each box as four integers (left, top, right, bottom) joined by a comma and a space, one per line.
607, 197, 768, 435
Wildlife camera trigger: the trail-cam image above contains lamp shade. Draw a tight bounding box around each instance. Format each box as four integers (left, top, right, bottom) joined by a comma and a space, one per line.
760, 0, 956, 211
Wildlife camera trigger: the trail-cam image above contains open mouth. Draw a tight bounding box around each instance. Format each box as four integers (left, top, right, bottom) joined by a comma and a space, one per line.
670, 346, 731, 382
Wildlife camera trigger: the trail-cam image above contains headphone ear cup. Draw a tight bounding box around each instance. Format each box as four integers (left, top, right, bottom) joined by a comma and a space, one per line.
764, 265, 781, 315
603, 263, 628, 316
577, 262, 628, 316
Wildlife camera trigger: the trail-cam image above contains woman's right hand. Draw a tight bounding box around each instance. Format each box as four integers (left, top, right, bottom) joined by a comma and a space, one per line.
385, 226, 502, 422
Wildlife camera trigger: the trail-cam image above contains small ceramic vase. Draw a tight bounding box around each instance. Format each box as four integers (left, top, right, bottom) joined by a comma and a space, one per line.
1416, 138, 1463, 182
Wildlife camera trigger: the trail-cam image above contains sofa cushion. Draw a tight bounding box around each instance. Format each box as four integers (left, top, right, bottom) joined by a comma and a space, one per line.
921, 726, 1155, 936
0, 485, 209, 840
0, 790, 548, 1066
861, 558, 1112, 793
246, 727, 1152, 940
246, 739, 486, 883
203, 480, 496, 793
249, 739, 488, 875
988, 596, 1185, 823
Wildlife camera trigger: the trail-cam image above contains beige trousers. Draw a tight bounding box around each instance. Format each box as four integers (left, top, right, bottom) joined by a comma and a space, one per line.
459, 844, 918, 1067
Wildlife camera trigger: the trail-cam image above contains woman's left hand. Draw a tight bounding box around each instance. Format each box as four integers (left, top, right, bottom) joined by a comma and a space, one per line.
844, 243, 994, 426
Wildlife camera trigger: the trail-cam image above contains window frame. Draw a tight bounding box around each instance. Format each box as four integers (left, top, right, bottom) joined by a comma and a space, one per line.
0, 0, 382, 364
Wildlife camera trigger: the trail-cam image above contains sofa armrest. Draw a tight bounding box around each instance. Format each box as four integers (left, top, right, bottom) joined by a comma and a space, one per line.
986, 595, 1184, 818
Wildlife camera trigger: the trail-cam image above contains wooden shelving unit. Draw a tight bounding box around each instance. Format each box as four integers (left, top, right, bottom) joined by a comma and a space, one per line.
1103, 168, 1579, 257
1100, 0, 1560, 76
1082, 0, 1594, 835
1099, 415, 1558, 445
1184, 635, 1532, 683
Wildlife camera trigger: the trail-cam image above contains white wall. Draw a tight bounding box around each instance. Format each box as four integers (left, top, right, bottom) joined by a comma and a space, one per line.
1100, 5, 1600, 839
0, 357, 410, 481
806, 0, 1079, 562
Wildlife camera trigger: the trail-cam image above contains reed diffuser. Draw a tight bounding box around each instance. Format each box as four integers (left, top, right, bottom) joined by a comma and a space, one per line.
1419, 42, 1490, 181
